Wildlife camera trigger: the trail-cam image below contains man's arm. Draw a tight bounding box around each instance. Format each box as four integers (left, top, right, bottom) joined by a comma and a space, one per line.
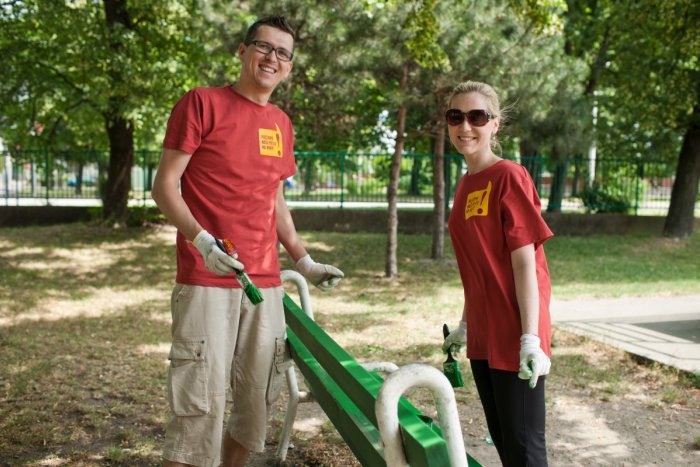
275, 180, 307, 262
152, 148, 243, 275
151, 148, 202, 241
276, 181, 344, 290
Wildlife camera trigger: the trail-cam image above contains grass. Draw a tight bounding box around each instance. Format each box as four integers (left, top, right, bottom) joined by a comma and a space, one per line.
546, 233, 700, 298
0, 223, 699, 465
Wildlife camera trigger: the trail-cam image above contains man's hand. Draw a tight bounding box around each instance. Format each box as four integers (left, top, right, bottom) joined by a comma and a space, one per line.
295, 255, 344, 291
192, 230, 244, 275
442, 320, 467, 354
518, 334, 551, 389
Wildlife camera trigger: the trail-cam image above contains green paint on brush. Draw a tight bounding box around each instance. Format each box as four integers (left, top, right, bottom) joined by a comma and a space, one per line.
235, 270, 264, 305
442, 323, 464, 388
215, 238, 264, 305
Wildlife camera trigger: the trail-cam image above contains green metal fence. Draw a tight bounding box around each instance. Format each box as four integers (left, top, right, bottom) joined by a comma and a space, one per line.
1, 149, 696, 215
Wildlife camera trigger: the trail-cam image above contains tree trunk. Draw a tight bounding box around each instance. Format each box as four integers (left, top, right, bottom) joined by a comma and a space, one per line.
303, 158, 314, 195
547, 155, 569, 213
146, 163, 155, 191
385, 65, 409, 278
74, 162, 83, 195
519, 139, 542, 191
409, 157, 421, 195
663, 96, 700, 238
571, 154, 583, 196
101, 0, 133, 224
102, 114, 134, 223
431, 105, 446, 259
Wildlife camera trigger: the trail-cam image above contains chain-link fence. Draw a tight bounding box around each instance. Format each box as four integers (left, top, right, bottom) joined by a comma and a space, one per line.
1, 149, 695, 215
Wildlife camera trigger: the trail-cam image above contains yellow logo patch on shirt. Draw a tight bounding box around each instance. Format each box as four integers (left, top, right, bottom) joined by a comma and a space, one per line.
465, 181, 491, 219
259, 124, 284, 158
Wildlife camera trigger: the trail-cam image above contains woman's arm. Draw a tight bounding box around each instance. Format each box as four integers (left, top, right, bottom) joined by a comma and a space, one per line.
511, 243, 539, 335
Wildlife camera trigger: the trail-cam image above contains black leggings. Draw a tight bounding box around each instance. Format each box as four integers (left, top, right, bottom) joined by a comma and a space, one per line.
470, 360, 548, 467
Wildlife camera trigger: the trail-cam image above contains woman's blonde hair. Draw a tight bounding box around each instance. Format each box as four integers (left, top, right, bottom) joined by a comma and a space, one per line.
448, 80, 505, 152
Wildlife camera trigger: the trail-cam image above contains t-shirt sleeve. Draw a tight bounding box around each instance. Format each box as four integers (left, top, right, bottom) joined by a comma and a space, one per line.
281, 115, 297, 180
501, 167, 554, 252
162, 89, 204, 155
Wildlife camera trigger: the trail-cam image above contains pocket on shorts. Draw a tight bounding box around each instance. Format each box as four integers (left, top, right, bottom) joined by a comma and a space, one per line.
266, 337, 293, 405
170, 284, 194, 324
167, 337, 209, 416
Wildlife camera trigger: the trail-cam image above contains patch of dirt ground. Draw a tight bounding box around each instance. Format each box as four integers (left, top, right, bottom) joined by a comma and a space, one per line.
249, 330, 700, 466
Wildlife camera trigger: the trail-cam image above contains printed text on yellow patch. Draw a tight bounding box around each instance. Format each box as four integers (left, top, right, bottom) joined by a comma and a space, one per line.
465, 181, 491, 219
259, 124, 284, 158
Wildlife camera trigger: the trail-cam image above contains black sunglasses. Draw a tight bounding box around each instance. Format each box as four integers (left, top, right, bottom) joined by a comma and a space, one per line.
445, 108, 494, 127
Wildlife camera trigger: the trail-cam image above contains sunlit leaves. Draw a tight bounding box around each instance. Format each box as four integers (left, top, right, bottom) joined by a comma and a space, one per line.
509, 0, 567, 35
404, 0, 450, 71
0, 1, 225, 150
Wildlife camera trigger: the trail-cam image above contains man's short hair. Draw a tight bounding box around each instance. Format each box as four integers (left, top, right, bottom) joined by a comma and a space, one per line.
244, 16, 295, 44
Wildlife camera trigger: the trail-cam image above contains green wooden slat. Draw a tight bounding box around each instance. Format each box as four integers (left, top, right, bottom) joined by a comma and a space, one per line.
283, 294, 481, 467
287, 328, 386, 467
284, 295, 382, 420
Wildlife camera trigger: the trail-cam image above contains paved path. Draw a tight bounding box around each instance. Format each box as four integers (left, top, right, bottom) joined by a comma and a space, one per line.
551, 295, 700, 374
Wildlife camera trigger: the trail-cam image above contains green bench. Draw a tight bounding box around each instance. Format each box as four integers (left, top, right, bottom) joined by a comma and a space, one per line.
277, 271, 481, 467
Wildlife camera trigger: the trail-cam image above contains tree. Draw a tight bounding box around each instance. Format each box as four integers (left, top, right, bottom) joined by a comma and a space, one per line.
430, 90, 447, 259
564, 1, 700, 235
0, 1, 221, 224
371, 0, 450, 278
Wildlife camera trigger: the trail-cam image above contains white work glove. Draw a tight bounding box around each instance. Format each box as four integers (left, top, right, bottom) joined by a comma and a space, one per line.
192, 230, 244, 276
518, 333, 551, 389
442, 320, 467, 354
295, 254, 344, 291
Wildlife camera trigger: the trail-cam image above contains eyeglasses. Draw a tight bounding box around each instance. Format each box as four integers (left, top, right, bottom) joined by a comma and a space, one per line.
445, 108, 494, 127
247, 40, 294, 62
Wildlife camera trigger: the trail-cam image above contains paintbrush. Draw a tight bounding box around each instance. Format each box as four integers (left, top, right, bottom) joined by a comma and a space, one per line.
215, 238, 264, 305
442, 323, 464, 388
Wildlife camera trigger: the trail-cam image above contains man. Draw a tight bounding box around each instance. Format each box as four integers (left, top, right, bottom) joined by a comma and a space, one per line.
152, 16, 344, 467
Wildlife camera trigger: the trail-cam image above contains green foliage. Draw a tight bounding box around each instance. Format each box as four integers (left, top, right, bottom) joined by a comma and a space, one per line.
565, 0, 700, 162
580, 182, 632, 214
404, 0, 450, 71
580, 163, 643, 213
1, 0, 697, 230
0, 1, 229, 151
509, 0, 567, 34
346, 179, 359, 195
87, 206, 166, 227
125, 207, 167, 228
680, 371, 700, 389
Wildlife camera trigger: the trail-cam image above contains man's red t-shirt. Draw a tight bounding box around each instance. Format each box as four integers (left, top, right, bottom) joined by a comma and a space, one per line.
162, 86, 296, 288
448, 160, 553, 372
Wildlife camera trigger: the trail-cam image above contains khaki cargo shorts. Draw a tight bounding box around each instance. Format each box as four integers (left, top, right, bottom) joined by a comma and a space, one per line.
163, 284, 290, 467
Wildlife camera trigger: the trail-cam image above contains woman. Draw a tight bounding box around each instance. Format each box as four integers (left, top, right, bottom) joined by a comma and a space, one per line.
442, 81, 553, 466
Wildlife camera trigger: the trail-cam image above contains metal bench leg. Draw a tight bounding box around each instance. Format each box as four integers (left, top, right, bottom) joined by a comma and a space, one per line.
277, 365, 300, 461
277, 270, 314, 462
376, 364, 468, 467
361, 362, 399, 374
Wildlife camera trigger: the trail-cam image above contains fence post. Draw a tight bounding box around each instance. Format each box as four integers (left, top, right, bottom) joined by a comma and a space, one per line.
141, 149, 147, 206
3, 152, 8, 204
444, 155, 452, 211
30, 157, 36, 198
45, 149, 50, 205
635, 160, 643, 216
537, 155, 544, 196
340, 151, 345, 209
